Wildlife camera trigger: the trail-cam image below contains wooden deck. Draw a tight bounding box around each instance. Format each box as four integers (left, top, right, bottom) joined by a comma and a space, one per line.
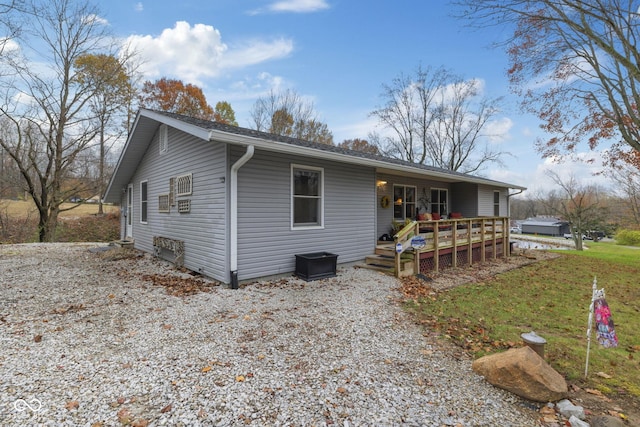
389, 217, 509, 277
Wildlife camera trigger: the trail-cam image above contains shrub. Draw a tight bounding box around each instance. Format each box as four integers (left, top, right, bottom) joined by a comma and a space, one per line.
614, 229, 640, 246
55, 212, 120, 242
0, 205, 39, 243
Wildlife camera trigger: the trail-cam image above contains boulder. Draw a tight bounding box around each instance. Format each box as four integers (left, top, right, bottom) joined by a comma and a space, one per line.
472, 346, 568, 402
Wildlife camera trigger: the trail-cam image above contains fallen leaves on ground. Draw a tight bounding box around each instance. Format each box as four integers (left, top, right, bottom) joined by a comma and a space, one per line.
117, 407, 131, 424
415, 315, 517, 355
51, 304, 85, 315
141, 273, 219, 296
397, 275, 435, 300
65, 400, 79, 410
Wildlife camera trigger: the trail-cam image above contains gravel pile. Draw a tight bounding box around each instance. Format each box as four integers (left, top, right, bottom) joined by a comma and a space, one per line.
0, 243, 541, 426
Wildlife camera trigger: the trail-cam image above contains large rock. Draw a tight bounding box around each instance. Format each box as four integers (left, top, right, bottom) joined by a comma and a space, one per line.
472, 346, 568, 402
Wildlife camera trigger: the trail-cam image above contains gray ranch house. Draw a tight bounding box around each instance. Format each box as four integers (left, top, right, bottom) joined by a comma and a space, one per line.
104, 109, 526, 287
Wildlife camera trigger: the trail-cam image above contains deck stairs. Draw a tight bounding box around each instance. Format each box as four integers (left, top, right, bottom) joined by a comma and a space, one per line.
357, 242, 414, 276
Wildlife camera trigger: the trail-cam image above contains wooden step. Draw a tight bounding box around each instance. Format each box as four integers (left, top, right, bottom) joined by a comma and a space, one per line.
355, 263, 393, 274
375, 246, 395, 257
365, 254, 395, 268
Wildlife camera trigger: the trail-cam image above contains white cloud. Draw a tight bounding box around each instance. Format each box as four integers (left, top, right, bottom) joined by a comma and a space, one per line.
134, 2, 144, 12
249, 0, 330, 14
82, 14, 109, 26
269, 0, 330, 13
125, 21, 293, 85
496, 150, 611, 196
485, 117, 513, 143
0, 37, 20, 53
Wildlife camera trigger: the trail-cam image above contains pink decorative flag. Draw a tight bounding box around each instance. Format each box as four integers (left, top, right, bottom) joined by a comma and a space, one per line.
594, 297, 618, 348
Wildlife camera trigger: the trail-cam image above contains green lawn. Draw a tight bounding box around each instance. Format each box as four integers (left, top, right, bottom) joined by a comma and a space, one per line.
404, 241, 640, 398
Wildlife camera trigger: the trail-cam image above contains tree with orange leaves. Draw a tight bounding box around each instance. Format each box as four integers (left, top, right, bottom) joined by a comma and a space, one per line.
139, 78, 217, 121
338, 139, 380, 155
456, 0, 640, 163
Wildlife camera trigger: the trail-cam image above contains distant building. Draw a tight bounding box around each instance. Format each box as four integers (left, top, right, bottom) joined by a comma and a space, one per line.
521, 217, 570, 237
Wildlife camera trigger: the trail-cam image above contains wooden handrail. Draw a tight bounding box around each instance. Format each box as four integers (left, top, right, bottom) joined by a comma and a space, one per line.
392, 216, 508, 277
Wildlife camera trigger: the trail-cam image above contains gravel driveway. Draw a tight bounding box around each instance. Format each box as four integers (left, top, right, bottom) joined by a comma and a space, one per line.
0, 243, 540, 426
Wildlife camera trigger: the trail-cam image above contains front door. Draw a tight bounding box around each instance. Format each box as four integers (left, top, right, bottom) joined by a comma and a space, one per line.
125, 184, 133, 239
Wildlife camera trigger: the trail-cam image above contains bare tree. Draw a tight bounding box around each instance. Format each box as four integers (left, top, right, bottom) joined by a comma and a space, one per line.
607, 157, 640, 228
370, 65, 507, 173
427, 77, 505, 173
456, 0, 640, 162
249, 88, 333, 144
510, 196, 539, 220
539, 171, 608, 250
0, 0, 128, 241
370, 66, 448, 164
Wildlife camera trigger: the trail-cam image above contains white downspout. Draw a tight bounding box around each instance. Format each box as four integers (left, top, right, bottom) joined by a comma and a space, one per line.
229, 145, 254, 289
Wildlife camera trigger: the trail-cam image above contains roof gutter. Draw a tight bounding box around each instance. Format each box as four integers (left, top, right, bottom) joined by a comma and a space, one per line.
229, 144, 254, 289
506, 188, 525, 219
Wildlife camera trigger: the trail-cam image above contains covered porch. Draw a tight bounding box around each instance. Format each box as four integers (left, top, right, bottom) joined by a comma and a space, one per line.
365, 217, 509, 277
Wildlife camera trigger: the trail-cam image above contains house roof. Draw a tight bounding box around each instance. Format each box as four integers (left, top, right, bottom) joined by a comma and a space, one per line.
521, 217, 569, 227
104, 109, 527, 203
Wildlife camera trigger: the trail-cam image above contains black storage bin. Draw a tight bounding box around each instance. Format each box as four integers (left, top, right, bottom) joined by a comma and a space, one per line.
294, 252, 338, 281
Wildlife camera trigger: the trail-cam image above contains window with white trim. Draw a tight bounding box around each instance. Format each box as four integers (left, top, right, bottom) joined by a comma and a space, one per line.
393, 185, 416, 220
140, 181, 148, 223
176, 173, 193, 196
158, 194, 170, 212
159, 124, 168, 154
494, 190, 500, 216
292, 165, 323, 228
430, 188, 448, 216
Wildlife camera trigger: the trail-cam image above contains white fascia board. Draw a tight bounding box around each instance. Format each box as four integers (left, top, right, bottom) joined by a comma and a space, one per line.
207, 129, 526, 190
141, 110, 213, 141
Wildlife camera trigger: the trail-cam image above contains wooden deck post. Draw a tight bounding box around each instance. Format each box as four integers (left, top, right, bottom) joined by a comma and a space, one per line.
481, 220, 486, 263
433, 225, 439, 273
492, 218, 497, 260
504, 217, 510, 257
467, 219, 473, 266
452, 221, 457, 269
413, 222, 420, 275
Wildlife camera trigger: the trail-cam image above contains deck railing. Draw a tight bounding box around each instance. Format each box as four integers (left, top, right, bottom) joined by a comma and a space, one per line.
393, 217, 509, 277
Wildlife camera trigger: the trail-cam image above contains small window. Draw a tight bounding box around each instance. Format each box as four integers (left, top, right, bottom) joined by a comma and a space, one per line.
393, 185, 416, 220
176, 173, 193, 196
140, 181, 148, 223
158, 194, 170, 213
292, 165, 323, 228
494, 190, 500, 216
159, 124, 168, 154
430, 188, 448, 216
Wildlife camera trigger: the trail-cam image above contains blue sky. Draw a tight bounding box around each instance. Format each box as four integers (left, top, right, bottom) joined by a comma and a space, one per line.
99, 0, 609, 194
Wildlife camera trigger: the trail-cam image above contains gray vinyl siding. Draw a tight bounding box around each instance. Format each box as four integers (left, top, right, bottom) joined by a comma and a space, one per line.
233, 147, 375, 281
450, 182, 478, 217
478, 185, 507, 216
129, 127, 228, 282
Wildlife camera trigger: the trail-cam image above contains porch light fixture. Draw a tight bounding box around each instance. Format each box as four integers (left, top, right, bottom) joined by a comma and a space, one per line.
376, 180, 387, 187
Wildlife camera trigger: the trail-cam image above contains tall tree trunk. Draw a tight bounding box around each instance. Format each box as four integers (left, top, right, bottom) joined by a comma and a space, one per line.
98, 125, 104, 215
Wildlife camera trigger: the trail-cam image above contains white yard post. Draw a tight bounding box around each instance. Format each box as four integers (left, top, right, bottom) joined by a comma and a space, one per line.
584, 277, 597, 379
